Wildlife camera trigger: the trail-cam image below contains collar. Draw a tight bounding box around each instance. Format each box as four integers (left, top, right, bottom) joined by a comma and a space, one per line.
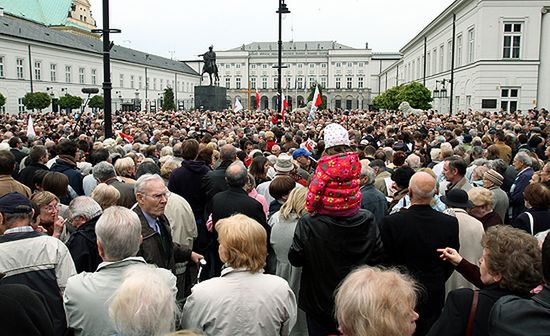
96, 256, 147, 271
517, 167, 530, 176
360, 184, 374, 191
220, 266, 262, 277
4, 226, 34, 234
142, 211, 158, 227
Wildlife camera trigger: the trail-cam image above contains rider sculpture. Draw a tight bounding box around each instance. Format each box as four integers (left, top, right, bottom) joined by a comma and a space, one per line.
198, 45, 219, 86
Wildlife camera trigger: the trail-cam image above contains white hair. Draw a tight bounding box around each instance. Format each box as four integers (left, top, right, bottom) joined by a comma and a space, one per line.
68, 196, 102, 220
134, 173, 164, 197
110, 265, 178, 336
96, 206, 141, 261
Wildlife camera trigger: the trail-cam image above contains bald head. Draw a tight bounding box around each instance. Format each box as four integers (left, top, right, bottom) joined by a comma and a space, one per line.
220, 144, 237, 161
409, 172, 436, 203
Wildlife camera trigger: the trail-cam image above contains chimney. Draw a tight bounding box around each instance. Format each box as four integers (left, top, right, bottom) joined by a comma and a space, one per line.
365, 42, 369, 49
0, 7, 4, 16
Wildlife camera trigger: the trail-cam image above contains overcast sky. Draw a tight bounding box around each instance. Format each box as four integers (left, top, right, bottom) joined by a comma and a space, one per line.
89, 0, 454, 60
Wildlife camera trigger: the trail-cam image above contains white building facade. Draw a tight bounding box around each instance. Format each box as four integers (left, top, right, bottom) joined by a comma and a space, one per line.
378, 0, 550, 113
216, 42, 400, 111
0, 14, 200, 114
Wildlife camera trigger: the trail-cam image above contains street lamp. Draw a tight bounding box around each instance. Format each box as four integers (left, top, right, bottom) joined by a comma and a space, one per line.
275, 0, 290, 112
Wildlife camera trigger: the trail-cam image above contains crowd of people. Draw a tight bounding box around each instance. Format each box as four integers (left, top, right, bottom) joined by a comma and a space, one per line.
0, 105, 548, 336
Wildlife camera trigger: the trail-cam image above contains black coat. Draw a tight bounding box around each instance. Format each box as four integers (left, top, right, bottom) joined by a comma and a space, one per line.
65, 216, 102, 273
201, 160, 232, 218
512, 207, 550, 235
381, 204, 460, 336
18, 162, 49, 191
168, 160, 210, 220
427, 285, 515, 336
10, 148, 27, 164
289, 209, 384, 330
50, 159, 84, 196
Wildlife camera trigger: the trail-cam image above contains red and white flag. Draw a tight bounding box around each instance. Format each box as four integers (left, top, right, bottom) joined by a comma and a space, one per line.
281, 94, 288, 122
26, 115, 36, 138
255, 89, 260, 110
309, 85, 322, 120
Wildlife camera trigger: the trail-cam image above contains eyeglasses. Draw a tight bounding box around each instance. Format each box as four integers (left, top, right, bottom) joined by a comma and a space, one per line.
42, 203, 60, 213
142, 191, 171, 201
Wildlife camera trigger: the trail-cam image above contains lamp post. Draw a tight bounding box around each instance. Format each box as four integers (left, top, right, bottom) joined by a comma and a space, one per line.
145, 54, 150, 112
275, 0, 290, 112
91, 0, 121, 139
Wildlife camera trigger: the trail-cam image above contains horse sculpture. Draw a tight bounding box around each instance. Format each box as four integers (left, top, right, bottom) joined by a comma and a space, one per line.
198, 45, 219, 86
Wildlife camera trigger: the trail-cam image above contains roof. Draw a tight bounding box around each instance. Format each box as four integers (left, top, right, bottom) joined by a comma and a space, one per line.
228, 41, 357, 52
0, 0, 73, 27
0, 14, 198, 76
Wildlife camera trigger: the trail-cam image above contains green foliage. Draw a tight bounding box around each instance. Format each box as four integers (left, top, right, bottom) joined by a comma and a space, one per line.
373, 82, 432, 110
306, 84, 327, 110
0, 92, 5, 108
88, 95, 104, 109
162, 87, 176, 111
397, 81, 433, 110
22, 92, 52, 111
58, 95, 83, 110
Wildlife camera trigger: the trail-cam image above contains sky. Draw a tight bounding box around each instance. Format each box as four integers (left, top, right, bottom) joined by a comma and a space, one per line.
89, 0, 455, 60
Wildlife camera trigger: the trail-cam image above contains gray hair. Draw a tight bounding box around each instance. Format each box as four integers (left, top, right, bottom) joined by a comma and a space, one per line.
68, 196, 103, 220
226, 161, 248, 187
93, 161, 117, 182
405, 154, 421, 169
96, 206, 142, 261
514, 151, 533, 167
360, 161, 376, 185
220, 144, 237, 161
134, 174, 164, 196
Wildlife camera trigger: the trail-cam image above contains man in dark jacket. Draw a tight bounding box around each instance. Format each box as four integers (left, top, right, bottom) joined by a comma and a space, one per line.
201, 143, 237, 218
359, 163, 387, 227
8, 136, 27, 164
209, 161, 269, 278
93, 161, 136, 209
509, 151, 534, 220
381, 172, 460, 336
65, 196, 103, 273
134, 173, 202, 272
50, 140, 84, 196
18, 145, 49, 191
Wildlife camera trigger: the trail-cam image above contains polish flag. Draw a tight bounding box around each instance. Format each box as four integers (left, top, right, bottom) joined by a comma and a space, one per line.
255, 90, 260, 110
27, 115, 36, 138
309, 85, 322, 120
119, 132, 134, 143
281, 94, 288, 121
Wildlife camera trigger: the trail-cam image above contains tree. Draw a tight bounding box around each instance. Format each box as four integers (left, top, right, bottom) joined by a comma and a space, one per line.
306, 83, 327, 110
162, 87, 176, 111
397, 81, 433, 110
22, 92, 52, 111
373, 85, 402, 110
88, 95, 104, 109
0, 92, 5, 109
58, 95, 83, 111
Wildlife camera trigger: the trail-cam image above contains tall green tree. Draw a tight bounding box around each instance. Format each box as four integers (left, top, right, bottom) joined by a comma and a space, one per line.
0, 92, 5, 110
22, 92, 52, 111
373, 85, 403, 110
397, 81, 433, 110
306, 83, 327, 110
58, 95, 83, 111
88, 95, 104, 109
162, 87, 176, 111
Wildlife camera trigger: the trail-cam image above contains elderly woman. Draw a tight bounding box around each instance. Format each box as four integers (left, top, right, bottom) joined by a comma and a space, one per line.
269, 187, 308, 336
431, 225, 542, 336
110, 265, 179, 336
182, 214, 297, 335
335, 266, 419, 336
513, 182, 550, 235
467, 187, 502, 230
30, 191, 67, 239
388, 166, 416, 213
114, 157, 136, 184
91, 183, 120, 210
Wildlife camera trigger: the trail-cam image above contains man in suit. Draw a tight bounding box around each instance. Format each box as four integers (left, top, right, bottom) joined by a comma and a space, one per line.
209, 161, 269, 278
509, 151, 534, 220
201, 144, 237, 218
381, 172, 460, 336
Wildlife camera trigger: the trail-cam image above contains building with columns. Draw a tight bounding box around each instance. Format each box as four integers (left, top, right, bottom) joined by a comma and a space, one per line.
378, 0, 550, 114
216, 41, 400, 111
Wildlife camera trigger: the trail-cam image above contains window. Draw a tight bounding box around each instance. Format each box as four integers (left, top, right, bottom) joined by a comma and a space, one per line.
347, 62, 352, 67
468, 28, 475, 63
309, 77, 315, 88
138, 76, 142, 89
65, 65, 71, 83
456, 34, 463, 67
346, 77, 352, 89
236, 64, 241, 69
309, 63, 315, 68
251, 64, 256, 69
358, 77, 364, 89
16, 58, 24, 79
160, 79, 164, 89
297, 63, 303, 68
226, 64, 230, 69
262, 64, 267, 69
447, 40, 453, 70
321, 63, 327, 68
225, 77, 231, 88
412, 60, 416, 79
250, 77, 256, 89
358, 62, 364, 67
427, 52, 431, 76
153, 78, 157, 90
439, 45, 444, 72
34, 61, 41, 80
18, 98, 25, 112
49, 64, 57, 82
336, 62, 341, 68
286, 77, 291, 89
297, 77, 303, 89
0, 56, 4, 78
261, 77, 267, 89
432, 49, 437, 74
235, 77, 241, 89
79, 67, 85, 84
417, 58, 421, 79
91, 69, 96, 85
466, 95, 472, 110
130, 75, 135, 89
503, 23, 522, 59
335, 77, 341, 89
120, 74, 124, 87
320, 76, 327, 88
501, 88, 519, 112
273, 77, 278, 89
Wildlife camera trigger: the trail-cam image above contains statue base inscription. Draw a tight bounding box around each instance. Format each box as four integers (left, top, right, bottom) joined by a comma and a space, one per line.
194, 86, 227, 111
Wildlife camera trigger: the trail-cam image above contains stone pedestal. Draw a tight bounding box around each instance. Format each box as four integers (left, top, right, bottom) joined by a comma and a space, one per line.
194, 86, 227, 111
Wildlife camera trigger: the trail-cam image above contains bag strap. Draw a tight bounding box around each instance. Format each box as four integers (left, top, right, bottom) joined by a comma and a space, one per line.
526, 212, 535, 235
465, 290, 479, 336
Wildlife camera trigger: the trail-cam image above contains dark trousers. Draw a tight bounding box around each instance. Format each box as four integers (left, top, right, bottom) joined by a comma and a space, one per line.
306, 314, 339, 336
